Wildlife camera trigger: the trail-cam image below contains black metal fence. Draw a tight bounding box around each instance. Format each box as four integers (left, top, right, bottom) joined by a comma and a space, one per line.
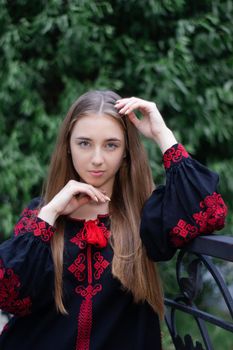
165, 235, 233, 350
1, 235, 233, 348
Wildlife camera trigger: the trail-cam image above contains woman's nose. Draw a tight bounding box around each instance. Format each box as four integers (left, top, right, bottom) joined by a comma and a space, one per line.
91, 148, 104, 166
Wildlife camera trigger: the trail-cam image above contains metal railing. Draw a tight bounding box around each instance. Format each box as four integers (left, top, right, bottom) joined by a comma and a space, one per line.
165, 235, 233, 350
1, 235, 233, 348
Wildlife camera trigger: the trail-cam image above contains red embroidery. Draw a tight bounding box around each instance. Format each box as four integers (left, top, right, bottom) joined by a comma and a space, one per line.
14, 216, 38, 236
193, 192, 227, 234
0, 260, 32, 316
163, 144, 189, 169
170, 219, 198, 247
76, 299, 92, 350
93, 252, 110, 280
68, 253, 86, 281
76, 283, 102, 298
21, 208, 39, 218
69, 223, 110, 350
70, 220, 110, 249
14, 214, 55, 242
170, 192, 227, 247
33, 220, 55, 242
70, 230, 87, 249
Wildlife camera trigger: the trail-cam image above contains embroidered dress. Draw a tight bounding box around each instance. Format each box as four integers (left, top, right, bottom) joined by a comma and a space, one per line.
0, 144, 227, 350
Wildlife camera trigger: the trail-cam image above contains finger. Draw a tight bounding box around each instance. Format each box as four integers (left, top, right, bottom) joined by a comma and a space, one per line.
72, 183, 110, 203
118, 100, 145, 115
115, 97, 134, 105
75, 191, 98, 203
115, 97, 135, 113
86, 187, 111, 203
76, 195, 92, 207
126, 112, 141, 128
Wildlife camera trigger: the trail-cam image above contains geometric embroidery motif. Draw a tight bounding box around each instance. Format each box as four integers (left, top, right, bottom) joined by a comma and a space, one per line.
170, 192, 227, 247
68, 253, 86, 282
68, 222, 110, 350
93, 252, 110, 280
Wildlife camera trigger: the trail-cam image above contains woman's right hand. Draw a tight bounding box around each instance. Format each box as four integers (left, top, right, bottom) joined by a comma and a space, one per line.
38, 180, 110, 226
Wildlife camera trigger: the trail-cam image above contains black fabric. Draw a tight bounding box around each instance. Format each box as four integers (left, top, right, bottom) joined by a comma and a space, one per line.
0, 144, 226, 350
0, 212, 161, 350
140, 155, 222, 261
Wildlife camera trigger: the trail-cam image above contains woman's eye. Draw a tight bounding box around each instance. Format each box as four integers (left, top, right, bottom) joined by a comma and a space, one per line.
78, 141, 90, 147
106, 143, 118, 150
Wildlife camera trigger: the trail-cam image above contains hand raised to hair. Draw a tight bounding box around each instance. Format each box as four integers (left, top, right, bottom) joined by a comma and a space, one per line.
115, 97, 177, 153
115, 97, 167, 139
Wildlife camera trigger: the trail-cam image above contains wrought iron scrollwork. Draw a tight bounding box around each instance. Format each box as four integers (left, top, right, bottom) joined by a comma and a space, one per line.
165, 235, 233, 350
174, 334, 204, 350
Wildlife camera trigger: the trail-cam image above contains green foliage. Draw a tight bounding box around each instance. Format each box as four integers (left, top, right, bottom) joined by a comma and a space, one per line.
0, 1, 232, 348
0, 0, 233, 237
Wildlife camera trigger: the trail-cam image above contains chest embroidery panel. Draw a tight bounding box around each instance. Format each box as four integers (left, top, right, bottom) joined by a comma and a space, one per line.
67, 219, 111, 350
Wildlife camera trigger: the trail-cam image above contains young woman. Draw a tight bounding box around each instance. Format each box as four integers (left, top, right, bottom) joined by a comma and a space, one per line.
0, 90, 227, 349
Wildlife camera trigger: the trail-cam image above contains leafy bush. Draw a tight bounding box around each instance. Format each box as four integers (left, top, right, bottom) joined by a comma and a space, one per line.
0, 0, 232, 236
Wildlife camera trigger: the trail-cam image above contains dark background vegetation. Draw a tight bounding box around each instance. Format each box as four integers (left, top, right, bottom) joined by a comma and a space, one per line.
0, 0, 232, 236
0, 0, 233, 347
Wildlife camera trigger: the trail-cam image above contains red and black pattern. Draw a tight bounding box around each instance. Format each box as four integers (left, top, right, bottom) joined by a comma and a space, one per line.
14, 214, 55, 243
0, 259, 32, 317
68, 220, 110, 350
68, 253, 86, 282
14, 208, 39, 236
163, 144, 189, 169
170, 219, 198, 247
33, 219, 55, 242
76, 298, 93, 350
70, 219, 110, 249
93, 252, 110, 280
193, 192, 227, 234
170, 192, 227, 247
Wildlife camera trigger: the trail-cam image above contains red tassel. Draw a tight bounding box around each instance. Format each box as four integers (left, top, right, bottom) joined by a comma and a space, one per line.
82, 221, 108, 248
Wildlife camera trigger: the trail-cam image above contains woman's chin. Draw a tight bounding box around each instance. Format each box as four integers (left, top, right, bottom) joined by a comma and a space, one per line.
82, 177, 105, 188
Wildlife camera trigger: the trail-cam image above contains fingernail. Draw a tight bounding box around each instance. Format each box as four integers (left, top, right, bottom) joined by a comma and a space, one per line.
125, 109, 130, 114
105, 196, 111, 201
94, 196, 98, 202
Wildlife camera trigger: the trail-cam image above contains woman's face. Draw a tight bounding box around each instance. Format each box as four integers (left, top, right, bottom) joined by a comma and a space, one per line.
69, 113, 126, 195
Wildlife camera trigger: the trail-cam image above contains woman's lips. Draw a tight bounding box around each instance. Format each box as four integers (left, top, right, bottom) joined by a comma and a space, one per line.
89, 171, 105, 177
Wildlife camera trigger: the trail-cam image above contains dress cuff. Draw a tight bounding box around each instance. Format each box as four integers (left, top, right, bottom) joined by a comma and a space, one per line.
14, 213, 56, 243
33, 217, 56, 242
163, 143, 190, 169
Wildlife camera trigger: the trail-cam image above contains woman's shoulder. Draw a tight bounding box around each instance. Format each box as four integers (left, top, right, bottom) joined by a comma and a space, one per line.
18, 197, 44, 218
26, 197, 44, 210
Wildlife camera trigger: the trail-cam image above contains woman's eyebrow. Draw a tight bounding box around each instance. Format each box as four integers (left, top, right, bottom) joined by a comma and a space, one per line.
105, 138, 121, 142
75, 137, 122, 142
75, 137, 91, 140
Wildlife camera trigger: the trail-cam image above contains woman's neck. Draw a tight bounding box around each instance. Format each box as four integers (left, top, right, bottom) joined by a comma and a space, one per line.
69, 201, 110, 221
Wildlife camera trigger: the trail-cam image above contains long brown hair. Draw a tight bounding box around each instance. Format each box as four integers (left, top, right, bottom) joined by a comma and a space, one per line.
42, 90, 164, 318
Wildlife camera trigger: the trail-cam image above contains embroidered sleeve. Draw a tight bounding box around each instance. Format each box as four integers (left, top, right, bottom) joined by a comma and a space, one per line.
140, 144, 228, 261
163, 143, 189, 169
0, 198, 55, 316
0, 258, 32, 316
14, 199, 56, 242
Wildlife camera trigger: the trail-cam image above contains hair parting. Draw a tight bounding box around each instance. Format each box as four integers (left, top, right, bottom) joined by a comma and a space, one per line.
42, 90, 164, 318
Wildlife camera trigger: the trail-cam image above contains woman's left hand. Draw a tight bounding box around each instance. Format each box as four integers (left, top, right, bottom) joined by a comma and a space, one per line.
115, 97, 166, 139
115, 97, 177, 153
